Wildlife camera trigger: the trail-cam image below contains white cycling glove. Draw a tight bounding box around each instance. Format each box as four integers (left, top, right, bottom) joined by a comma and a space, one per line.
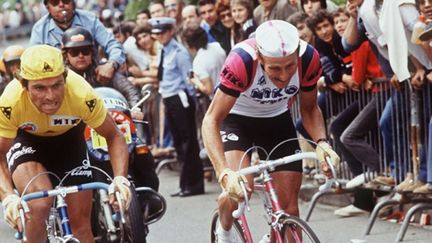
316, 141, 340, 168
218, 168, 248, 202
2, 194, 21, 229
108, 176, 132, 209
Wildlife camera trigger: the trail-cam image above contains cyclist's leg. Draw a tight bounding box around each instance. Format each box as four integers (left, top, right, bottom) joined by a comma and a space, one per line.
271, 171, 302, 216
218, 114, 254, 231
66, 191, 94, 243
217, 150, 254, 230
12, 161, 53, 242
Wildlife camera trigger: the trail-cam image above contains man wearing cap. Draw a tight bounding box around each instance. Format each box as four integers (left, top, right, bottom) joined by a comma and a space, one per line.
149, 17, 205, 197
30, 0, 125, 84
202, 20, 340, 242
0, 45, 131, 241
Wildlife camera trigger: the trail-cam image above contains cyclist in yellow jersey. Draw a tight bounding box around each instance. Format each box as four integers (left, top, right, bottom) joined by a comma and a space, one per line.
0, 45, 131, 242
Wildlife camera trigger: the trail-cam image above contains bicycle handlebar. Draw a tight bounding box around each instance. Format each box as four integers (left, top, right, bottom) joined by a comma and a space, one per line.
232, 152, 337, 218
15, 182, 124, 241
238, 152, 317, 176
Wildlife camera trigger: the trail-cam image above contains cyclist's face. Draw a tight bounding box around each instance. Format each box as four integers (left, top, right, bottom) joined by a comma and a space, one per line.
258, 51, 298, 89
27, 75, 65, 115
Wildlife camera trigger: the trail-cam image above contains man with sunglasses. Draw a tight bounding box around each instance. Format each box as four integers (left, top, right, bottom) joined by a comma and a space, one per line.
30, 0, 125, 85
61, 27, 146, 124
201, 20, 340, 242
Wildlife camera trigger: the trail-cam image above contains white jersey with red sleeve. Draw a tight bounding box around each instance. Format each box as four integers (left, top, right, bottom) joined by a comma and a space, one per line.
218, 38, 322, 118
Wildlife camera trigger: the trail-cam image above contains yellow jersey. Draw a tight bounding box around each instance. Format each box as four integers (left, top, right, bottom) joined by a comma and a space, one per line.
0, 69, 107, 138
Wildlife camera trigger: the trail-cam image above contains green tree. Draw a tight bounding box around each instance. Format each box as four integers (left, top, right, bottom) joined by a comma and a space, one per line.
124, 0, 150, 21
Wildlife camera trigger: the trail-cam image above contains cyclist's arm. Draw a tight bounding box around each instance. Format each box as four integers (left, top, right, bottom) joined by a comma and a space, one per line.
202, 89, 237, 177
0, 137, 15, 200
299, 87, 327, 142
93, 114, 128, 178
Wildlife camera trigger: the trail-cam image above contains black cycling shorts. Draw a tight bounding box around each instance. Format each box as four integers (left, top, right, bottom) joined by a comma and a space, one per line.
221, 111, 302, 172
7, 122, 94, 186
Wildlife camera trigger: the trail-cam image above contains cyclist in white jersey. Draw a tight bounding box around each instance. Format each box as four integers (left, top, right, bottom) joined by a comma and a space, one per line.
202, 20, 340, 242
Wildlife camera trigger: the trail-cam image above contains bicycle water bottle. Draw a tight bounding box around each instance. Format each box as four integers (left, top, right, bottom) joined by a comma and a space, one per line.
411, 15, 426, 44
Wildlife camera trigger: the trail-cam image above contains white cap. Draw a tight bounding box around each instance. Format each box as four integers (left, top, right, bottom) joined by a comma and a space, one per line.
255, 20, 306, 57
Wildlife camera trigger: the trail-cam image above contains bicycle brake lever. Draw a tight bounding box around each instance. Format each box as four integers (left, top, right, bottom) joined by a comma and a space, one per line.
14, 208, 27, 241
326, 156, 339, 187
115, 191, 126, 224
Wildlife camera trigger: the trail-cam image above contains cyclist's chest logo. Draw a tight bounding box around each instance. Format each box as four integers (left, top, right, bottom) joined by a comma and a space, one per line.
50, 116, 81, 126
19, 122, 37, 132
0, 106, 12, 119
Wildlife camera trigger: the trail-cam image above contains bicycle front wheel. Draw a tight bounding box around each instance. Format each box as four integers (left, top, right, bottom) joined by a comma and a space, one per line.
280, 216, 320, 243
210, 210, 246, 243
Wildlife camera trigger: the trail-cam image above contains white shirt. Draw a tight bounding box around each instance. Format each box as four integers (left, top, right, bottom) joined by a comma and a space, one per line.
123, 36, 151, 70
193, 42, 226, 92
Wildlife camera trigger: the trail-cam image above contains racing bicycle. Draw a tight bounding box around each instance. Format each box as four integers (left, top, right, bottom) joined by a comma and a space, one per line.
210, 139, 337, 243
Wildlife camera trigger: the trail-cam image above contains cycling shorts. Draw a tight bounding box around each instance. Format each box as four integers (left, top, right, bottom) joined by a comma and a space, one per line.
221, 111, 302, 172
7, 122, 94, 186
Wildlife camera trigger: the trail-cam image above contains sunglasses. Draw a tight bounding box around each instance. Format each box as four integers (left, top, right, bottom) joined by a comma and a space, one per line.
48, 0, 72, 6
67, 47, 92, 57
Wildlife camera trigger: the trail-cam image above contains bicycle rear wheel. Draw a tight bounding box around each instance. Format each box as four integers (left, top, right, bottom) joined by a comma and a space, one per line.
280, 216, 320, 243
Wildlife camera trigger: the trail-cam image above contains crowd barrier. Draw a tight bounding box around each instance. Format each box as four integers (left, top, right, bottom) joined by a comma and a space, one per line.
291, 80, 432, 242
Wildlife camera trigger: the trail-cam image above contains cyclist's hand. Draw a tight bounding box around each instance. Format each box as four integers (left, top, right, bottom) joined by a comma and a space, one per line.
2, 194, 22, 231
109, 176, 132, 210
316, 141, 340, 176
218, 168, 248, 202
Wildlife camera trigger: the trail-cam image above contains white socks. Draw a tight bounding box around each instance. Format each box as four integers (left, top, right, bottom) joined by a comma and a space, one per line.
216, 222, 234, 243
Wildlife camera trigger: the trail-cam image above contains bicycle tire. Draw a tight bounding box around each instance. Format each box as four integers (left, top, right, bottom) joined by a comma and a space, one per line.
280, 215, 320, 243
210, 210, 246, 243
123, 185, 147, 243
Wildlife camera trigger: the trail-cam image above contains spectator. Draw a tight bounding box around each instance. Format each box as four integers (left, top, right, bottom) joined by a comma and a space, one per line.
182, 4, 216, 43
112, 21, 136, 44
288, 11, 315, 45
149, 17, 204, 197
30, 0, 126, 85
149, 1, 167, 17
215, 1, 234, 45
128, 24, 159, 86
300, 0, 338, 16
181, 22, 226, 96
253, 0, 298, 25
198, 0, 231, 54
231, 0, 257, 44
136, 9, 151, 25
165, 0, 184, 26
